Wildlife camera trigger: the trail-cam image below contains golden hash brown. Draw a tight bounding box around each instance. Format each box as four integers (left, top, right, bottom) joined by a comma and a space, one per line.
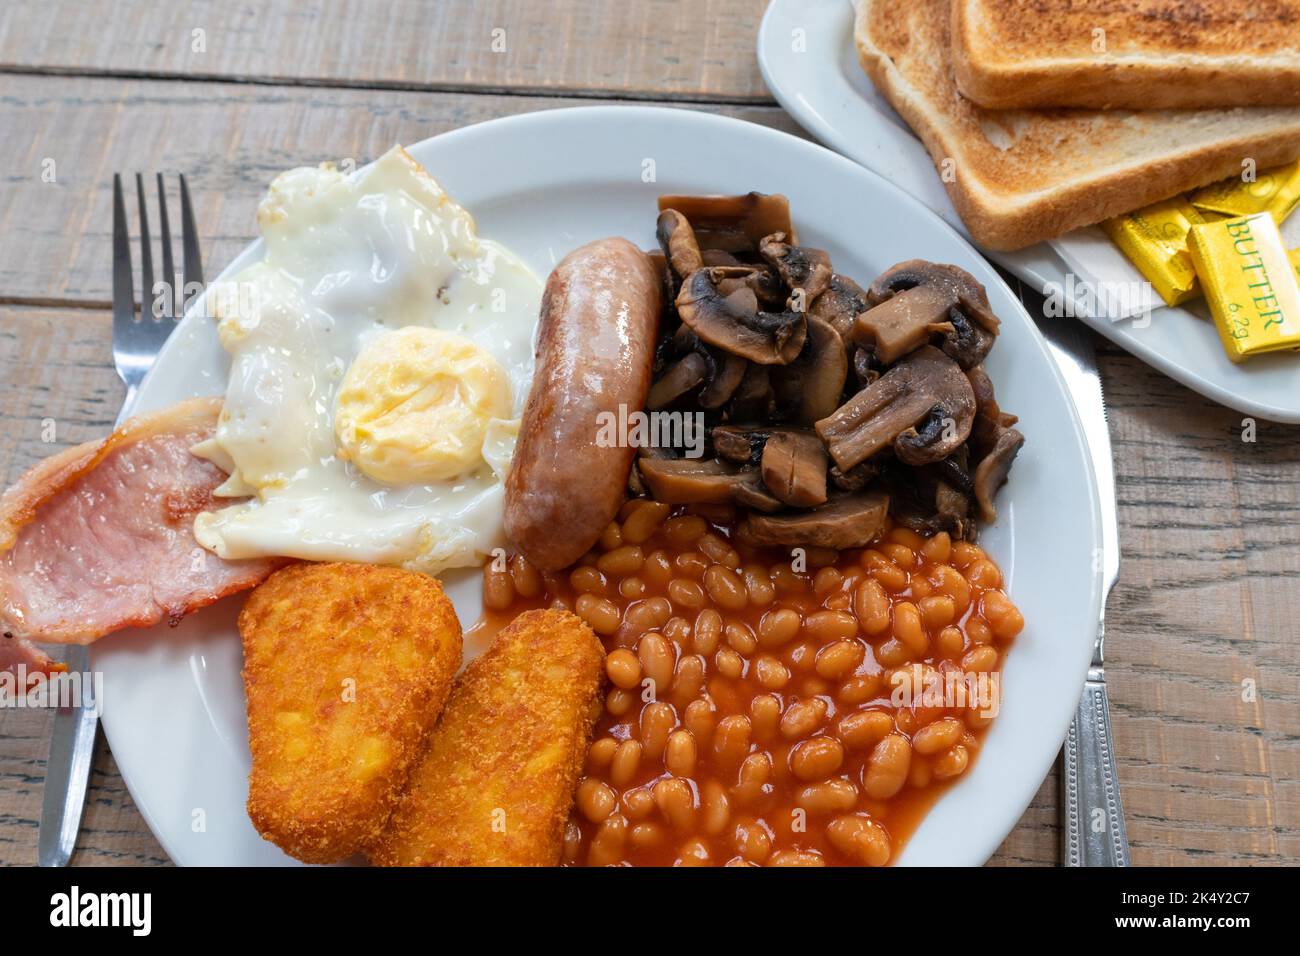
241, 561, 462, 863
368, 608, 604, 866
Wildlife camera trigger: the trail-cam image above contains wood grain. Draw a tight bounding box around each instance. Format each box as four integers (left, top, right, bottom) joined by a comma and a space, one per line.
0, 74, 802, 306
0, 305, 169, 866
1, 0, 1296, 867
0, 0, 772, 101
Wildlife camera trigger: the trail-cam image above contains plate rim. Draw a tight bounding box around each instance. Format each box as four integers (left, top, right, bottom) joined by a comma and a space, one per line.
94, 102, 1104, 867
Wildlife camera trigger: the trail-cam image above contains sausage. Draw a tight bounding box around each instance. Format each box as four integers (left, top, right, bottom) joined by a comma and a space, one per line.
505, 238, 662, 571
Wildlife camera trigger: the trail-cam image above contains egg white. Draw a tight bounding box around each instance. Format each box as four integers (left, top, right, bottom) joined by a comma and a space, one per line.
193, 146, 541, 574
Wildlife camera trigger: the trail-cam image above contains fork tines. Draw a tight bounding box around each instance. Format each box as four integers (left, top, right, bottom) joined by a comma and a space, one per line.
111, 172, 204, 323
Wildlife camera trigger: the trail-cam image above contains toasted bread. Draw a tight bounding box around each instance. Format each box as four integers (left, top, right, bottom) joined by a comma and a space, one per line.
854, 0, 1300, 250
952, 0, 1300, 110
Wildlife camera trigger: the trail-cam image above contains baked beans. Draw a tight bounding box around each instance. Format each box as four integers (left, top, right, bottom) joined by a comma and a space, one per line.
479, 511, 1022, 866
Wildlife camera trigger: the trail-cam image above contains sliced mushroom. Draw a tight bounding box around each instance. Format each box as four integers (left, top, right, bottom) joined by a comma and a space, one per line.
671, 321, 701, 351
652, 330, 679, 376
676, 268, 807, 365
715, 265, 787, 310
727, 363, 775, 424
851, 346, 881, 388
637, 457, 738, 504
771, 315, 848, 425
733, 479, 785, 513
759, 234, 833, 309
737, 493, 890, 550
637, 457, 782, 512
851, 284, 957, 364
656, 209, 704, 280
658, 193, 795, 253
635, 233, 1019, 546
888, 461, 975, 539
711, 425, 772, 464
972, 427, 1024, 524
934, 481, 974, 537
722, 284, 760, 315
646, 352, 708, 409
697, 346, 748, 409
829, 458, 881, 492
867, 261, 1001, 369
626, 462, 648, 498
761, 431, 828, 507
816, 346, 975, 470
702, 249, 743, 267
897, 481, 974, 540
811, 273, 871, 341
933, 449, 975, 496
966, 364, 1019, 458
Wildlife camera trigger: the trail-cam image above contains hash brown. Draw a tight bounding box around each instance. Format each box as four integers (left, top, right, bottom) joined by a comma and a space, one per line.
241, 561, 462, 863
368, 608, 604, 866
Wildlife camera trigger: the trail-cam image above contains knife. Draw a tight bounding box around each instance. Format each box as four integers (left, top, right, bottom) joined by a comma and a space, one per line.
1002, 270, 1129, 866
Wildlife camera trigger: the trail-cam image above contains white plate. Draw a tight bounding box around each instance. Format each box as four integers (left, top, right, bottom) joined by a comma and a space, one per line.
92, 105, 1102, 866
758, 0, 1300, 423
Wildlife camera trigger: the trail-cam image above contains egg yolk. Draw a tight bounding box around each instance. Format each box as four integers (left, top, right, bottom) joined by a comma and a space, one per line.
334, 326, 510, 485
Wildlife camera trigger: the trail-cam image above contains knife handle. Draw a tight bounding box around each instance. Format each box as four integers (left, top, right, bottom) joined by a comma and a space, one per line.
1062, 675, 1130, 866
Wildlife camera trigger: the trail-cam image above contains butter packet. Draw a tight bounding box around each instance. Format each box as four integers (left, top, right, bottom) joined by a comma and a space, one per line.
1101, 198, 1216, 307
1187, 212, 1300, 362
1190, 161, 1300, 225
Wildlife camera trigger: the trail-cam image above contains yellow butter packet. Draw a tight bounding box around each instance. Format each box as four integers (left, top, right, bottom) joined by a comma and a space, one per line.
1190, 161, 1300, 225
1102, 198, 1216, 307
1187, 213, 1300, 362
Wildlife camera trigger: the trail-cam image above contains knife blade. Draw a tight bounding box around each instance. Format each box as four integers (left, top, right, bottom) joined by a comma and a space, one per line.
1001, 270, 1129, 866
37, 647, 97, 867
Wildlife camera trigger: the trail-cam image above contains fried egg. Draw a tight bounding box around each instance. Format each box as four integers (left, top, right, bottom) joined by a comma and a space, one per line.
193, 146, 541, 573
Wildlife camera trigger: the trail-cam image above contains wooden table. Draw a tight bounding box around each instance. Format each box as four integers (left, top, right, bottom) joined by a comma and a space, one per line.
0, 0, 1295, 867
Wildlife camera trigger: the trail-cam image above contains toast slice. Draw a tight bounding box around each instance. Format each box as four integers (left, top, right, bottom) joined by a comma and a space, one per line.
952, 0, 1300, 110
854, 0, 1300, 250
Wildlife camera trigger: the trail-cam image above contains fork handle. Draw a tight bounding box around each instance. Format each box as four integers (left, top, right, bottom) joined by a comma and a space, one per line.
1062, 674, 1130, 866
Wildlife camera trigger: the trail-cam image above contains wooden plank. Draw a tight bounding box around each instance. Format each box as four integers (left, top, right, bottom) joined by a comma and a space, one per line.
0, 0, 772, 101
0, 305, 169, 866
0, 705, 170, 866
2, 305, 1297, 865
0, 74, 804, 305
989, 774, 1058, 866
1096, 343, 1300, 865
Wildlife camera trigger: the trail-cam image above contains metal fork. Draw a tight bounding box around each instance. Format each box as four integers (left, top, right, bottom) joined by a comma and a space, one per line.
38, 173, 202, 867
112, 173, 204, 410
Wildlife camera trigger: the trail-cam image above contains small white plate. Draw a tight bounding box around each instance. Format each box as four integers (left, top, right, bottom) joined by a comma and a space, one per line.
92, 105, 1102, 866
758, 0, 1300, 423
